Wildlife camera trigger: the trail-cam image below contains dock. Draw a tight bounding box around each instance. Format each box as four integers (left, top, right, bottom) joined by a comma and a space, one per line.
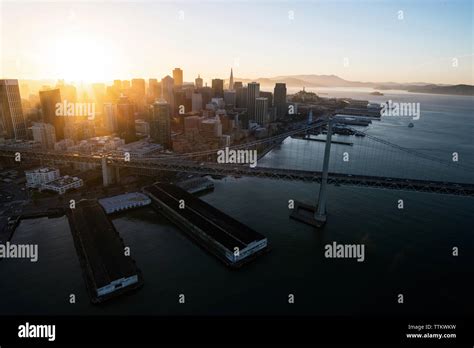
144, 183, 268, 268
66, 199, 143, 303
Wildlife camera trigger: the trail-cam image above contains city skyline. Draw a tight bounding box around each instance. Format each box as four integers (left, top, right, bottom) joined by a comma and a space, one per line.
1, 1, 473, 85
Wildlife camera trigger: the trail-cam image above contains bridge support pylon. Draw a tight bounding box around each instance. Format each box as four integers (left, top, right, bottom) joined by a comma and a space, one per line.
289, 118, 333, 228
314, 117, 333, 224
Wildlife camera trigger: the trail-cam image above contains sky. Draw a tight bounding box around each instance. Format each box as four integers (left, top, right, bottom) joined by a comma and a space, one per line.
1, 0, 473, 85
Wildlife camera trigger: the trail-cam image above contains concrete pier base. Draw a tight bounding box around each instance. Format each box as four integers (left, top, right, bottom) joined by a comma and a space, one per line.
289, 201, 326, 228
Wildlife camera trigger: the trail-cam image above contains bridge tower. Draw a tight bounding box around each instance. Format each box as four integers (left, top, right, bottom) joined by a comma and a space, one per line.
314, 118, 333, 224
289, 118, 333, 227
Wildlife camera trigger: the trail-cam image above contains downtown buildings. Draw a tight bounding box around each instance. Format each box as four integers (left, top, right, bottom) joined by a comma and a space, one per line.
0, 79, 28, 140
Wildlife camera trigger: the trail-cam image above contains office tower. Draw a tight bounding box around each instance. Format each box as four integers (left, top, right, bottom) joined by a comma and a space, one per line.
31, 122, 56, 149
174, 90, 187, 114
229, 68, 234, 90
116, 95, 136, 143
39, 88, 64, 140
212, 79, 224, 98
150, 99, 171, 149
200, 86, 212, 108
274, 83, 287, 118
259, 91, 273, 107
0, 79, 28, 140
224, 90, 236, 107
234, 82, 244, 108
195, 75, 203, 89
148, 79, 160, 100
103, 103, 118, 133
246, 82, 260, 120
255, 97, 268, 125
131, 78, 146, 110
192, 93, 203, 112
173, 68, 183, 86
161, 76, 175, 112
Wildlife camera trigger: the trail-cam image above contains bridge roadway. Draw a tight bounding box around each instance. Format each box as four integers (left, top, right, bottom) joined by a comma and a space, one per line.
0, 147, 473, 197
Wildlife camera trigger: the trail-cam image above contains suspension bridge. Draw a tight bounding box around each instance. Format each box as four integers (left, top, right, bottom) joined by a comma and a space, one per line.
0, 118, 473, 225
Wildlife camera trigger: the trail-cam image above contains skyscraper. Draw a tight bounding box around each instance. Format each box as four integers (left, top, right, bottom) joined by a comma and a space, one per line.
173, 68, 183, 86
103, 103, 118, 133
31, 122, 56, 149
195, 75, 203, 89
161, 76, 175, 114
255, 97, 268, 125
131, 78, 146, 110
192, 93, 203, 112
274, 83, 287, 118
150, 99, 171, 149
212, 79, 224, 98
39, 88, 64, 140
224, 90, 236, 106
148, 79, 160, 100
246, 82, 260, 120
229, 68, 234, 90
0, 79, 27, 140
117, 95, 136, 143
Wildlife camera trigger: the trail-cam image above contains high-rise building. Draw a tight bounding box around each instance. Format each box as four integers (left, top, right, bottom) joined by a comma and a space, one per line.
224, 90, 236, 107
259, 91, 273, 107
274, 83, 287, 118
192, 93, 203, 112
116, 96, 136, 143
212, 79, 224, 98
31, 122, 56, 149
255, 97, 268, 125
173, 68, 183, 86
161, 76, 175, 113
246, 82, 260, 120
195, 75, 203, 89
150, 99, 171, 149
200, 86, 212, 108
148, 79, 160, 100
131, 79, 146, 110
103, 103, 118, 133
0, 79, 27, 140
229, 68, 234, 90
39, 88, 64, 140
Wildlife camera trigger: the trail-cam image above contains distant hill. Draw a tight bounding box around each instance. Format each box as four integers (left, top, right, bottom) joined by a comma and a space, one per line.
375, 83, 474, 96
229, 74, 473, 96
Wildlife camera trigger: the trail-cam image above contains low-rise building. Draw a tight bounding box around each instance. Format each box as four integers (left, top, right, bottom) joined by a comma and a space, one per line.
25, 167, 60, 188
41, 175, 83, 194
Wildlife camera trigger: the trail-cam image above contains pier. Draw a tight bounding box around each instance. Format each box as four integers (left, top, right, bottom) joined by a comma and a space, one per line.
66, 199, 143, 303
144, 183, 268, 268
